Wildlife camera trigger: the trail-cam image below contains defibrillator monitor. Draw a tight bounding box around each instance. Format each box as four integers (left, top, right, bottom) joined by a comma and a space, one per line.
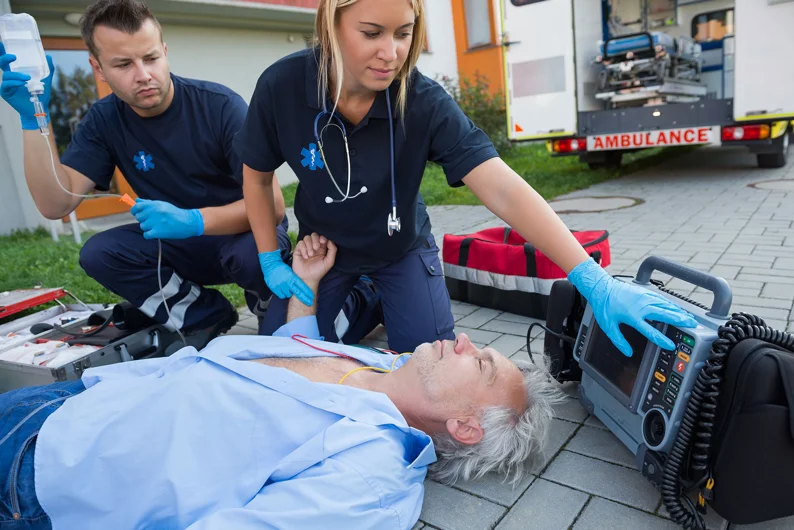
580, 322, 652, 406
573, 256, 733, 465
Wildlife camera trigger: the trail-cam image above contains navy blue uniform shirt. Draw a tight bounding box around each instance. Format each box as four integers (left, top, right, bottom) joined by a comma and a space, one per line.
61, 74, 248, 210
234, 48, 499, 275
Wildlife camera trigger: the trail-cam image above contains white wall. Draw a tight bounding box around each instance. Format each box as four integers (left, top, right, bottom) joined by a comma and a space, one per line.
0, 0, 49, 235
416, 0, 458, 83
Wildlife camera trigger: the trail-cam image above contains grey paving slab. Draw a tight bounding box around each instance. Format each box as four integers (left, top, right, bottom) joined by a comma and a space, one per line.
495, 479, 589, 530
761, 283, 794, 301
453, 307, 502, 329
449, 469, 535, 507
565, 425, 637, 468
418, 480, 507, 530
486, 334, 528, 357
551, 397, 589, 424
574, 498, 681, 530
542, 451, 661, 511
478, 319, 532, 336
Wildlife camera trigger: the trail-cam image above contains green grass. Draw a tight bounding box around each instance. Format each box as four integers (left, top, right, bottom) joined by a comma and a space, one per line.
0, 228, 300, 316
1, 144, 681, 317
281, 142, 688, 207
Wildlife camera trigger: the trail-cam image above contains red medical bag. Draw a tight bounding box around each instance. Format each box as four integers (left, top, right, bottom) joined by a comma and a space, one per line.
442, 227, 611, 319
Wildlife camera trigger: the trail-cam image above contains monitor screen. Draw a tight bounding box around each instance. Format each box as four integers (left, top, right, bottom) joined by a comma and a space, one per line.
583, 322, 650, 400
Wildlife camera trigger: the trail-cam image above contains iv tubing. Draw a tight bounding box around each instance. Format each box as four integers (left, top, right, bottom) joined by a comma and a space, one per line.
38, 124, 187, 347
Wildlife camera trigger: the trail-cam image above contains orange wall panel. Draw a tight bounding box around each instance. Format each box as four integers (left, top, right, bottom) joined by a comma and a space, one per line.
450, 0, 504, 96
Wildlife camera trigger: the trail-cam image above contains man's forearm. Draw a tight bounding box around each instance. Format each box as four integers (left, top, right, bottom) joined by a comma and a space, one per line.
285, 280, 319, 324
23, 128, 83, 219
199, 199, 251, 236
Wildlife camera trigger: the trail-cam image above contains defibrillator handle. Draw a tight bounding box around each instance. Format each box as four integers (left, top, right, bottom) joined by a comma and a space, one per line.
633, 256, 732, 319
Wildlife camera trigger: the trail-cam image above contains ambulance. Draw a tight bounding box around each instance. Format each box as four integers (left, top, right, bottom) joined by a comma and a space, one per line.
499, 0, 793, 169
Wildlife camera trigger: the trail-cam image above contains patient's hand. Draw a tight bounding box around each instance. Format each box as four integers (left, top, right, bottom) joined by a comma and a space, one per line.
293, 233, 337, 284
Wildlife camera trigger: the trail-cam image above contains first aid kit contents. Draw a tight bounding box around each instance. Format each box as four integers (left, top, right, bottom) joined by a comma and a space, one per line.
544, 256, 794, 529
0, 290, 194, 392
442, 227, 610, 319
0, 309, 95, 353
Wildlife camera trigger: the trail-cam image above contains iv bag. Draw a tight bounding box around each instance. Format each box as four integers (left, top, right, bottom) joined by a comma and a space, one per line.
0, 13, 50, 94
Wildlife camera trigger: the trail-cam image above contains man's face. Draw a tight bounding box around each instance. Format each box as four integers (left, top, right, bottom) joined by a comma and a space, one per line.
89, 19, 171, 116
410, 333, 527, 417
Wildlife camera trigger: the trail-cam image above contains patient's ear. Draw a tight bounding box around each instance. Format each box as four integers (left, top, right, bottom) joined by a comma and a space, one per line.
445, 417, 483, 445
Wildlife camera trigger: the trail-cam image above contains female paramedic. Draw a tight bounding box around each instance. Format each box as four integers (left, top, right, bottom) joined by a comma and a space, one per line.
234, 0, 698, 355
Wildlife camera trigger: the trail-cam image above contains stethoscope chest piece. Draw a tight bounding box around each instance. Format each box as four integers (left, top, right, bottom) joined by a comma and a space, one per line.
387, 207, 401, 236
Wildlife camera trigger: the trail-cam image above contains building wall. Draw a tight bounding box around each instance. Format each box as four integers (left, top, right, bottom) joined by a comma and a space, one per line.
0, 0, 49, 235
416, 0, 459, 84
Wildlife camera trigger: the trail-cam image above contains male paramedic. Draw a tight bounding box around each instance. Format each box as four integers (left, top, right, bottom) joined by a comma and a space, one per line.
0, 0, 380, 345
0, 232, 564, 530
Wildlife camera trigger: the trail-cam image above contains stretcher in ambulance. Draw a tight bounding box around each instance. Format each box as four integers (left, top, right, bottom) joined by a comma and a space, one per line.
499, 0, 793, 169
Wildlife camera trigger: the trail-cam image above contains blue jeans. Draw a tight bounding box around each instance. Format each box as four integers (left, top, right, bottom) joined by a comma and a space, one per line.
0, 381, 86, 529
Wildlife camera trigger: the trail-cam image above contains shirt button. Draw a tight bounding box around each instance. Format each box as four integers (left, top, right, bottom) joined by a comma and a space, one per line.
350, 149, 356, 156
430, 265, 436, 272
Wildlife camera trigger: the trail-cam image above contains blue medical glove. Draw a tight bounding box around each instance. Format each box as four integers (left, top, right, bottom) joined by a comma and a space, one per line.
0, 43, 55, 130
130, 198, 204, 240
258, 250, 314, 306
567, 258, 698, 357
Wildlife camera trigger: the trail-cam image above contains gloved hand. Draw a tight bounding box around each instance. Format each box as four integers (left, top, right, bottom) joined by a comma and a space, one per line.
130, 199, 204, 240
258, 250, 314, 306
0, 43, 55, 130
567, 258, 698, 357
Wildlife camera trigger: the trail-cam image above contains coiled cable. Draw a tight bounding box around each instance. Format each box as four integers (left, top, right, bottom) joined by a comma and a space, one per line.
661, 313, 794, 529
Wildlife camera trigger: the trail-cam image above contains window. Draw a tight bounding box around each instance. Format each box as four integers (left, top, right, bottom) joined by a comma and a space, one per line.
691, 9, 734, 42
464, 0, 492, 49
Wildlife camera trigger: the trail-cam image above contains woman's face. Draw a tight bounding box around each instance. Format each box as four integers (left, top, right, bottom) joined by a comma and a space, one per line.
335, 0, 416, 95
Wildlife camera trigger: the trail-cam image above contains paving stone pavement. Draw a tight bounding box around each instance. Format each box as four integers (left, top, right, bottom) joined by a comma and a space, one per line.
228, 146, 794, 529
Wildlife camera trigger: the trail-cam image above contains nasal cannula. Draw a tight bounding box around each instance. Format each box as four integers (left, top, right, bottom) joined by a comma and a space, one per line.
33, 94, 187, 347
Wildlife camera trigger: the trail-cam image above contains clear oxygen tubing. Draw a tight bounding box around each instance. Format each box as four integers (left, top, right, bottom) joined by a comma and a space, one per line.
34, 92, 187, 347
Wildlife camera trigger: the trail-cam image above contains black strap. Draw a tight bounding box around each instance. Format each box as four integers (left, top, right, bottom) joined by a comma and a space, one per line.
524, 243, 537, 277
590, 250, 603, 264
459, 238, 473, 266
503, 227, 511, 244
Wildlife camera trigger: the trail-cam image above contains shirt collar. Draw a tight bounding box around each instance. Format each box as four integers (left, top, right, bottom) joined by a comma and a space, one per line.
304, 47, 397, 120
194, 335, 435, 467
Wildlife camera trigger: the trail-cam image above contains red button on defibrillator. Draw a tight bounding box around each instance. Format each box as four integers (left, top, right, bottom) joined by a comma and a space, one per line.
675, 361, 686, 374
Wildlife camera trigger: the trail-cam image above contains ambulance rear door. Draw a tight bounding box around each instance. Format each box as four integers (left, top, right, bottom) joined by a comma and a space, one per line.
499, 0, 578, 141
733, 0, 794, 122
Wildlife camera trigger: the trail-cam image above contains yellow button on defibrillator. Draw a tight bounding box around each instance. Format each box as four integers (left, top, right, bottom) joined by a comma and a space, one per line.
654, 371, 666, 383
678, 351, 691, 363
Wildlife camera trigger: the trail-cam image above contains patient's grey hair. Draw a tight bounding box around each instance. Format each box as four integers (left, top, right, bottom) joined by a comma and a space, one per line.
428, 357, 566, 486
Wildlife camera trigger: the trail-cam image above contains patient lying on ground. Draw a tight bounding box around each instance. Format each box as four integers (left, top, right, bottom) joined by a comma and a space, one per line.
0, 234, 564, 530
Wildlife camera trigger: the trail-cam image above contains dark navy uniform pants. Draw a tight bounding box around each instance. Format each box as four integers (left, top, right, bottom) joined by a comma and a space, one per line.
260, 234, 456, 353
78, 219, 290, 333
78, 218, 384, 342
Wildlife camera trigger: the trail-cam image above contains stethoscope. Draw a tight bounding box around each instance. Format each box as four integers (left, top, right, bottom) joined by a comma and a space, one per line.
312, 86, 400, 236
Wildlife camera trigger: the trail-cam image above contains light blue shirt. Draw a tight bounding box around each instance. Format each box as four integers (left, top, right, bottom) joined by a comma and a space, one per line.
34, 316, 435, 529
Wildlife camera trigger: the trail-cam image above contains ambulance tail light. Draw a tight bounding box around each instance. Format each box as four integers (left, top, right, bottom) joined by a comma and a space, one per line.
553, 138, 587, 153
722, 125, 770, 142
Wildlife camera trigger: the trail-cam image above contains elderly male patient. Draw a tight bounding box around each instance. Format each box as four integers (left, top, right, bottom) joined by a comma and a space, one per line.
0, 233, 563, 530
